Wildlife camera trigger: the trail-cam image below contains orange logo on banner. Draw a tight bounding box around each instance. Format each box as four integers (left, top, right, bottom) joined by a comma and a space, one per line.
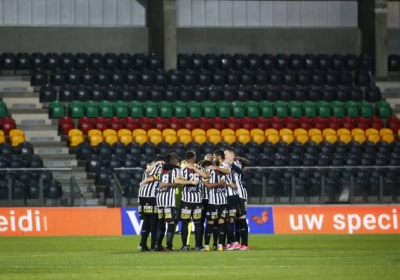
0, 208, 122, 236
273, 206, 400, 234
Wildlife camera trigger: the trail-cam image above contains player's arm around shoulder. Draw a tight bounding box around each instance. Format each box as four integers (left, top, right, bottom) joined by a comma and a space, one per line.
187, 163, 210, 179
203, 177, 226, 188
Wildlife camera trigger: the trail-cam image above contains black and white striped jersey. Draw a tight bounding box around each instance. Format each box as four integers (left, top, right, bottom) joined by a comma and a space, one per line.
231, 160, 247, 199
181, 166, 202, 203
201, 178, 209, 200
138, 163, 162, 198
208, 170, 227, 205
220, 161, 238, 197
156, 168, 181, 207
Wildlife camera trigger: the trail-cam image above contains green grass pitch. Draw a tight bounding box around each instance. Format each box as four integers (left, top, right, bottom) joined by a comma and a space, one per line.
0, 235, 399, 280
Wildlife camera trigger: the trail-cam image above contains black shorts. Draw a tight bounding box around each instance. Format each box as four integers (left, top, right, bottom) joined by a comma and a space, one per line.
237, 198, 247, 217
158, 206, 176, 223
227, 195, 239, 219
138, 197, 158, 219
180, 201, 203, 223
206, 204, 227, 221
202, 199, 208, 219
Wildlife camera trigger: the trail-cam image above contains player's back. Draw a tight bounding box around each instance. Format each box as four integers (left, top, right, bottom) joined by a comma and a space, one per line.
208, 170, 227, 205
181, 166, 202, 203
157, 167, 180, 207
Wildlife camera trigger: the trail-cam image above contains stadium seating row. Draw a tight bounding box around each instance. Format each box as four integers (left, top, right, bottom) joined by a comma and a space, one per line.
0, 142, 42, 168
40, 85, 382, 103
32, 69, 373, 87
50, 100, 391, 119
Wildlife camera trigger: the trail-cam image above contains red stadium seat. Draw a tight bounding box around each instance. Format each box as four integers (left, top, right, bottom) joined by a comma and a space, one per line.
170, 122, 182, 130
368, 117, 382, 124
390, 122, 400, 133
271, 122, 284, 130
213, 122, 226, 130
286, 121, 298, 130
60, 116, 74, 125
357, 121, 370, 130
240, 117, 254, 125
139, 117, 152, 123
387, 116, 400, 124
168, 117, 181, 124
94, 122, 108, 131
284, 117, 297, 124
312, 117, 325, 124
242, 122, 254, 130
140, 122, 153, 131
197, 117, 210, 124
109, 117, 122, 124
183, 117, 196, 124
255, 117, 268, 124
153, 117, 167, 124
270, 116, 283, 123
299, 121, 312, 130
314, 121, 327, 130
123, 117, 137, 125
198, 122, 211, 130
226, 117, 239, 124
59, 122, 75, 135
155, 122, 167, 130
327, 116, 340, 124
341, 117, 353, 125
78, 121, 93, 134
94, 117, 107, 124
227, 122, 240, 131
342, 121, 355, 130
125, 122, 138, 130
328, 121, 341, 130
371, 121, 384, 130
1, 122, 16, 135
256, 122, 269, 130
184, 122, 197, 131
298, 117, 311, 124
110, 122, 124, 131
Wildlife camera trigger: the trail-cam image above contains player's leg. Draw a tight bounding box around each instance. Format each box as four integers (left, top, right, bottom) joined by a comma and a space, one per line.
237, 199, 249, 250
226, 196, 240, 250
150, 213, 158, 250
212, 220, 219, 250
200, 199, 208, 248
192, 203, 203, 251
165, 207, 176, 250
139, 214, 151, 251
216, 206, 227, 251
154, 207, 166, 251
203, 205, 216, 251
180, 202, 190, 251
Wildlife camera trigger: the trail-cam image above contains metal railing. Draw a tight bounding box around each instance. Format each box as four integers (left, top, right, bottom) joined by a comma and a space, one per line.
112, 173, 125, 207
70, 175, 86, 207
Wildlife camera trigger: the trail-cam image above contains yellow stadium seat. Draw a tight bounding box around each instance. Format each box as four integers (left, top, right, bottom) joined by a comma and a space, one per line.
281, 134, 294, 145
323, 128, 336, 136
208, 134, 222, 145
324, 134, 338, 144
351, 128, 364, 136
147, 129, 162, 137
88, 129, 102, 138
179, 134, 193, 145
194, 134, 207, 145
104, 134, 118, 145
0, 130, 4, 136
164, 134, 178, 145
310, 134, 323, 144
294, 128, 307, 136
0, 135, 5, 144
177, 129, 191, 137
236, 128, 250, 136
337, 128, 350, 136
89, 134, 103, 147
338, 134, 352, 144
279, 128, 293, 136
135, 134, 148, 145
10, 135, 25, 147
119, 134, 133, 145
223, 134, 237, 145
365, 128, 379, 136
265, 128, 279, 136
237, 134, 251, 145
381, 134, 395, 144
9, 129, 24, 137
69, 134, 84, 147
132, 129, 147, 137
221, 129, 235, 137
379, 128, 393, 136
103, 129, 117, 137
295, 134, 309, 144
252, 134, 266, 145
117, 129, 131, 137
149, 134, 163, 145
206, 129, 220, 137
308, 128, 322, 136
250, 128, 264, 136
68, 129, 82, 139
367, 134, 380, 144
267, 134, 280, 144
162, 129, 177, 137
192, 129, 206, 137
353, 134, 366, 144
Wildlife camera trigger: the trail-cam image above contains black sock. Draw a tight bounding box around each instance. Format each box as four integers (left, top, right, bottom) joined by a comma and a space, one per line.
204, 223, 214, 246
213, 224, 219, 246
166, 223, 175, 248
200, 219, 205, 247
226, 221, 236, 244
218, 223, 226, 246
140, 215, 151, 248
194, 223, 202, 248
150, 214, 158, 249
181, 221, 189, 247
235, 221, 241, 244
156, 221, 166, 245
238, 219, 249, 246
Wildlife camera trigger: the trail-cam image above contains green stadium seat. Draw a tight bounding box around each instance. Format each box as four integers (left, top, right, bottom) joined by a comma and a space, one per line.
260, 106, 274, 117
345, 101, 359, 117
274, 101, 288, 118
288, 101, 302, 118
172, 101, 186, 108
317, 101, 330, 117
246, 106, 260, 117
69, 101, 84, 118
375, 101, 392, 118
160, 103, 173, 118
129, 104, 143, 117
203, 106, 216, 118
49, 101, 65, 118
174, 105, 187, 118
188, 106, 202, 118
187, 101, 201, 108
145, 105, 158, 118
217, 101, 229, 108
99, 101, 114, 118
85, 101, 99, 118
232, 105, 245, 118
302, 101, 316, 118
0, 102, 7, 118
359, 101, 373, 118
331, 101, 345, 117
218, 106, 231, 118
114, 101, 128, 118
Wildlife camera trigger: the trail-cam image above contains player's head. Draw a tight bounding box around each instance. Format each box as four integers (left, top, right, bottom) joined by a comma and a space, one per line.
201, 160, 213, 171
197, 159, 204, 166
186, 148, 197, 161
154, 154, 164, 162
185, 151, 196, 164
204, 154, 213, 161
170, 156, 181, 167
163, 154, 172, 163
167, 149, 178, 157
224, 147, 236, 161
213, 149, 224, 166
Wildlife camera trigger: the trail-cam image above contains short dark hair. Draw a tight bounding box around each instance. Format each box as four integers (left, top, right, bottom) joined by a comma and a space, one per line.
154, 154, 164, 162
214, 149, 225, 160
224, 147, 236, 156
187, 148, 196, 153
163, 154, 172, 163
185, 151, 196, 160
167, 149, 177, 156
197, 160, 204, 166
170, 156, 181, 165
201, 160, 213, 168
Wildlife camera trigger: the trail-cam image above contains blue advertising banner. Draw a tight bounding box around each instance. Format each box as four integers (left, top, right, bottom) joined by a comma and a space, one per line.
121, 207, 142, 235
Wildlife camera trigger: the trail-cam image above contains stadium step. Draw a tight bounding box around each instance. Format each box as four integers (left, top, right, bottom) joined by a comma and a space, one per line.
0, 79, 33, 93
23, 130, 61, 142
34, 147, 69, 154
19, 124, 58, 131
0, 92, 39, 98
31, 141, 68, 147
43, 159, 78, 167
2, 97, 42, 109
11, 112, 52, 125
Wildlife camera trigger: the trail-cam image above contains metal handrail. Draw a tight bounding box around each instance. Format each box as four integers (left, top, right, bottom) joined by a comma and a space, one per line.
112, 173, 125, 207
70, 175, 86, 207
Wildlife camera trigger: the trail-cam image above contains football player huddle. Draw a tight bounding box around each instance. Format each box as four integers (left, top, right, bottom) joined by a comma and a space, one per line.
138, 148, 249, 252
